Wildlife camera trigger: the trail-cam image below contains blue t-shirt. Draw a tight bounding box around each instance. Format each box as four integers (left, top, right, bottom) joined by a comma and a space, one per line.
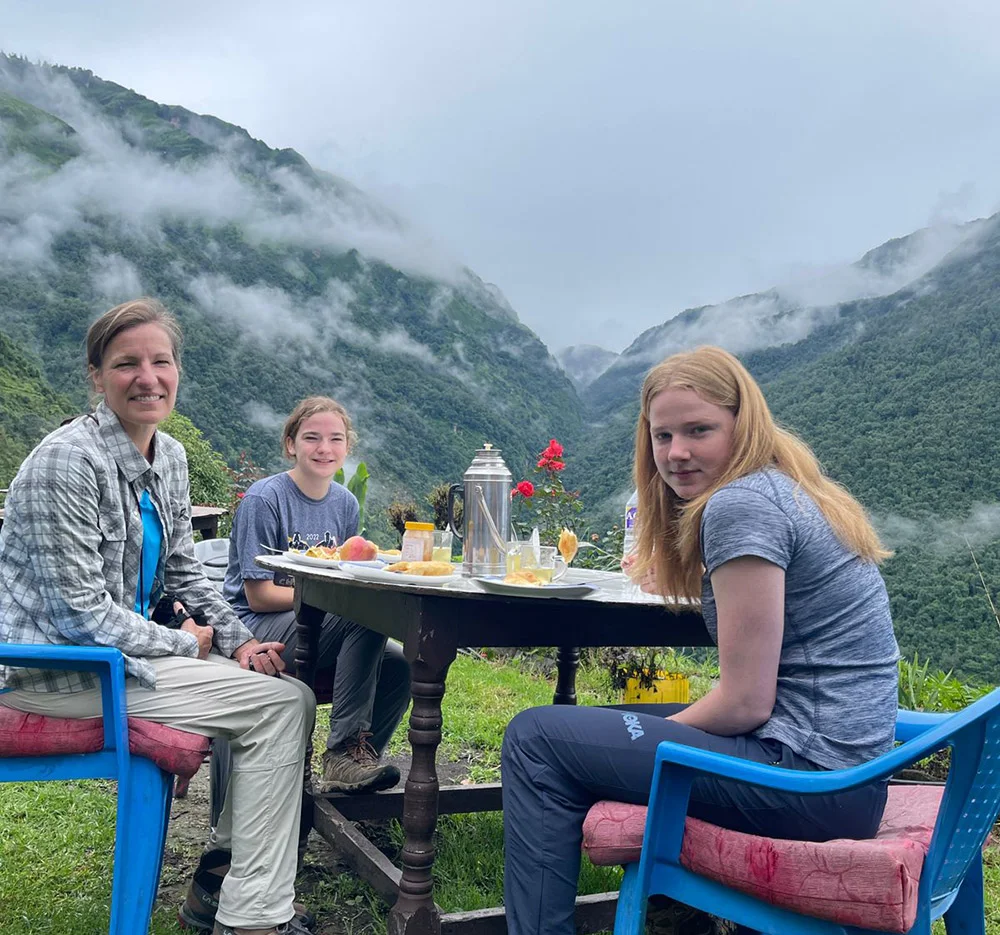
224, 472, 360, 617
699, 468, 900, 770
134, 489, 163, 618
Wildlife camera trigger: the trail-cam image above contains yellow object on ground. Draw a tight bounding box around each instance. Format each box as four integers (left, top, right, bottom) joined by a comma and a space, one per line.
623, 671, 690, 704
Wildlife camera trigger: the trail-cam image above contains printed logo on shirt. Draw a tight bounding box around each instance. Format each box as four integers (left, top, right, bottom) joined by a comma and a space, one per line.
622, 711, 644, 741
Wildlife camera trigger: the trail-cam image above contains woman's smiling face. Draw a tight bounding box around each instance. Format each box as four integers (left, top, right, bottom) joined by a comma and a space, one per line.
90, 322, 178, 439
648, 386, 736, 499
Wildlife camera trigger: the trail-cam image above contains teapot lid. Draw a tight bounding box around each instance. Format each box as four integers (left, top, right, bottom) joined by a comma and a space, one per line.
464, 443, 511, 480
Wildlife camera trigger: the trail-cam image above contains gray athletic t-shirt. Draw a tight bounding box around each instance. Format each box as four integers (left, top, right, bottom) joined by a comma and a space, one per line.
224, 472, 360, 617
699, 468, 899, 769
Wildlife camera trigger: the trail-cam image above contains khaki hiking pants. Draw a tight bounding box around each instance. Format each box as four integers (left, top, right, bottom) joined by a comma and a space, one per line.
1, 652, 316, 930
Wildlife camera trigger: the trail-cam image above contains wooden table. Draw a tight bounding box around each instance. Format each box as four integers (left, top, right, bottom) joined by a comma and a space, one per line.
0, 502, 227, 538
255, 556, 711, 935
190, 505, 227, 539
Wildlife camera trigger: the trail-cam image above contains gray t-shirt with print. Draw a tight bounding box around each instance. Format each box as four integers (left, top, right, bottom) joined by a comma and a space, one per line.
699, 468, 899, 770
224, 472, 360, 617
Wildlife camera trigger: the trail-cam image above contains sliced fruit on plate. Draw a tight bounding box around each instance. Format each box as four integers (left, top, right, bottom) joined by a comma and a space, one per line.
558, 528, 578, 564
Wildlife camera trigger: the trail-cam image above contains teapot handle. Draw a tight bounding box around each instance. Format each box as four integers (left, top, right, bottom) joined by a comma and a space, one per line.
447, 483, 464, 541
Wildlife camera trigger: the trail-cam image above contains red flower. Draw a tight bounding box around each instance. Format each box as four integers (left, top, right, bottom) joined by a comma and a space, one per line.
549, 459, 565, 471
540, 438, 564, 460
513, 480, 535, 498
236, 492, 245, 499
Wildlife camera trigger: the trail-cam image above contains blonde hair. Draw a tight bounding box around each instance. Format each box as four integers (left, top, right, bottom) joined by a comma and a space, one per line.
632, 345, 890, 602
281, 396, 357, 460
86, 298, 182, 377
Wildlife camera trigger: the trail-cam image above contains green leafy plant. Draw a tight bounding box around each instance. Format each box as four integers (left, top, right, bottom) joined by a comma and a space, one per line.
386, 500, 419, 542
897, 653, 989, 712
600, 647, 715, 693
161, 411, 232, 507
574, 523, 627, 572
335, 461, 370, 535
427, 481, 460, 531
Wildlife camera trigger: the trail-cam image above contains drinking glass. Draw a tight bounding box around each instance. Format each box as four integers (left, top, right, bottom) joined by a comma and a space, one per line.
530, 546, 558, 583
506, 540, 523, 575
433, 529, 453, 563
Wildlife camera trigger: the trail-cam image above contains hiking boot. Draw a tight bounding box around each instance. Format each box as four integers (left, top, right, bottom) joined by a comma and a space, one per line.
179, 848, 315, 932
212, 918, 312, 935
317, 731, 400, 794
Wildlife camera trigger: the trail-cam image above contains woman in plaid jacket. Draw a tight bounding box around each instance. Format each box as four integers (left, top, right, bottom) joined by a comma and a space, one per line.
0, 298, 315, 935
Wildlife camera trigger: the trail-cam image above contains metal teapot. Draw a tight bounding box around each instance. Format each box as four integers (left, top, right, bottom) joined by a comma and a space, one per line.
447, 444, 512, 577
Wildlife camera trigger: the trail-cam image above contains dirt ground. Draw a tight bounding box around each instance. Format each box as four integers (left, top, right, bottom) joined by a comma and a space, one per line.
159, 751, 473, 934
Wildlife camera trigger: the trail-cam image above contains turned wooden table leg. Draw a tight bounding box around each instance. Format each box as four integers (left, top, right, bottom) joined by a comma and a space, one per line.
553, 645, 580, 705
293, 599, 325, 856
388, 648, 456, 935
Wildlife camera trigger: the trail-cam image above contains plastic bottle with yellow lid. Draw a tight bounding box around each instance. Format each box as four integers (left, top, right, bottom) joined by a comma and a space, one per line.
401, 521, 435, 561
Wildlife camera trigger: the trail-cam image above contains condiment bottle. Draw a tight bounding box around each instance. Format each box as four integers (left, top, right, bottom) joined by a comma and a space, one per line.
401, 521, 434, 561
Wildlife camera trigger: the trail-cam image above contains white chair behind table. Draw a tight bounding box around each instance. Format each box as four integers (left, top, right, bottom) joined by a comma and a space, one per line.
193, 537, 230, 592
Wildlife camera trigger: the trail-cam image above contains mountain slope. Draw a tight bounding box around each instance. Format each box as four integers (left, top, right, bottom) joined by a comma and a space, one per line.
556, 344, 619, 391
0, 55, 583, 535
576, 213, 1000, 681
0, 331, 73, 487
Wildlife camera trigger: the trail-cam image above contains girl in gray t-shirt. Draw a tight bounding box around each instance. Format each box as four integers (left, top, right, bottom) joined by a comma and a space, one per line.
501, 346, 899, 935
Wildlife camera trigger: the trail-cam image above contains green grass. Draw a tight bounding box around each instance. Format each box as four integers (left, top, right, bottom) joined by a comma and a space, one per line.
0, 780, 182, 933
2, 654, 999, 934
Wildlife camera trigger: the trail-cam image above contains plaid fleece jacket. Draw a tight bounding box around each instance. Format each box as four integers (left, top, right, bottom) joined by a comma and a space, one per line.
0, 402, 252, 693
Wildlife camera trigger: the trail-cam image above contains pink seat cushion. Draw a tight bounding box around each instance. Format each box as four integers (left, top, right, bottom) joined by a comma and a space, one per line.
582, 784, 943, 933
0, 706, 210, 780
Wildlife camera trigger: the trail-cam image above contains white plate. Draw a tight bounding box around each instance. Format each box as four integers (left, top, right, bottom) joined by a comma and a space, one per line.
341, 563, 456, 587
471, 578, 599, 599
283, 552, 387, 570
282, 550, 342, 569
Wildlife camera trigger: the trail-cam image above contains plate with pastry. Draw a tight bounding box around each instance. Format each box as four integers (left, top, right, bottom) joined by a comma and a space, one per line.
342, 559, 457, 587
471, 569, 598, 599
283, 545, 343, 568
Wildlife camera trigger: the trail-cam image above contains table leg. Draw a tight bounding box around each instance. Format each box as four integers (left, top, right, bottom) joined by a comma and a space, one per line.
553, 645, 580, 705
293, 599, 325, 856
388, 647, 457, 935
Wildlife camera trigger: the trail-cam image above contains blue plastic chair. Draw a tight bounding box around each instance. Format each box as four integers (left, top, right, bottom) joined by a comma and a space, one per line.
614, 688, 1000, 935
0, 645, 174, 935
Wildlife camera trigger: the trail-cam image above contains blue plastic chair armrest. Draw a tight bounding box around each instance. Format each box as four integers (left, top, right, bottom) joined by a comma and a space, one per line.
652, 693, 1000, 796
0, 644, 129, 755
895, 708, 949, 742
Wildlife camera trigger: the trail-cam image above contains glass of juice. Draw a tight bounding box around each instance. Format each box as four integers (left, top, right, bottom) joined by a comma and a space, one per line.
530, 546, 558, 584
506, 540, 523, 575
433, 529, 453, 563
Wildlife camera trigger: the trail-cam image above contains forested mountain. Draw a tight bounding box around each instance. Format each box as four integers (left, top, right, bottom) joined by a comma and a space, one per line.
577, 214, 1000, 682
555, 344, 619, 390
4, 52, 1000, 682
0, 54, 582, 525
0, 331, 72, 486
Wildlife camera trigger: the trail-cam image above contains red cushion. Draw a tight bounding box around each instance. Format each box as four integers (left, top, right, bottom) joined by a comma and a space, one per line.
0, 706, 210, 780
582, 784, 943, 933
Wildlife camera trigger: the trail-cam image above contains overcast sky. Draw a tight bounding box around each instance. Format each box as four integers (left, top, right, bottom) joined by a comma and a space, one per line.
4, 0, 1000, 352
